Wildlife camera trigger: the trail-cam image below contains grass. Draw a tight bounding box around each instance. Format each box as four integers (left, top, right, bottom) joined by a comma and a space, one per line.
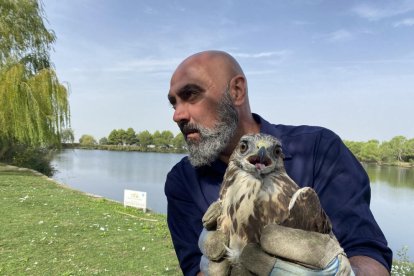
0, 164, 181, 275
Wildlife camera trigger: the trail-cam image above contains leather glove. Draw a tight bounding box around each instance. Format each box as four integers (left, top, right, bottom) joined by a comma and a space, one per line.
199, 200, 354, 276
199, 201, 230, 275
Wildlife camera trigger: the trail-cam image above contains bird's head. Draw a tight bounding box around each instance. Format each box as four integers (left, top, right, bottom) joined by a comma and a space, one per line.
230, 133, 285, 176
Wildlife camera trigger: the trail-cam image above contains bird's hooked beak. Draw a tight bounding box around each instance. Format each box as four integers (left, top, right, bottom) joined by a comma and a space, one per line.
258, 146, 266, 164
247, 145, 272, 171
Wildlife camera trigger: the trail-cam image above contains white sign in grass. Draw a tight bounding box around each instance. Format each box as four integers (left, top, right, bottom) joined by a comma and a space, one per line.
124, 189, 147, 212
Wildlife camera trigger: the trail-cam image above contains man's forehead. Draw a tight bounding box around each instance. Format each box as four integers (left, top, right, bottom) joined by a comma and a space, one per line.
170, 64, 209, 93
168, 52, 229, 98
173, 59, 208, 79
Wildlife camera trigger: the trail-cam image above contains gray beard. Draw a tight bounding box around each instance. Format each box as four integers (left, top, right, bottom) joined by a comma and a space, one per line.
186, 92, 238, 167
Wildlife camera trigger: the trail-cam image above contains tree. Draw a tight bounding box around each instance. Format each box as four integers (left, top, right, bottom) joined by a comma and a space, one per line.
359, 140, 380, 162
79, 134, 97, 146
172, 133, 186, 149
137, 130, 152, 147
0, 0, 70, 158
117, 129, 127, 145
99, 137, 108, 145
161, 130, 174, 146
61, 128, 75, 144
388, 136, 407, 162
125, 127, 137, 145
152, 130, 162, 146
379, 141, 393, 162
108, 129, 121, 145
405, 138, 414, 162
151, 130, 173, 147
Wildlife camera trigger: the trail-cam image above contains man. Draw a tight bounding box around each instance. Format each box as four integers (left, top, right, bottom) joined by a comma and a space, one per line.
165, 50, 392, 275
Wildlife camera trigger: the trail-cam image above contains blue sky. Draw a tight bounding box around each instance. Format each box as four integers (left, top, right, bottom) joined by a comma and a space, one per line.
42, 0, 414, 142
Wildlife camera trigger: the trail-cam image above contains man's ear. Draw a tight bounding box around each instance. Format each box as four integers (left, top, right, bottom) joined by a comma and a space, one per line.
229, 75, 247, 106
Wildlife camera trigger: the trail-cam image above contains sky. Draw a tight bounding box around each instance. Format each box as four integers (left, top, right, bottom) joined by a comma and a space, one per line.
41, 0, 414, 142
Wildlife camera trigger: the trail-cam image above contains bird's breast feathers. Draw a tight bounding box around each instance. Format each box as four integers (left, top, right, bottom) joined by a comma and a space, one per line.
219, 166, 297, 244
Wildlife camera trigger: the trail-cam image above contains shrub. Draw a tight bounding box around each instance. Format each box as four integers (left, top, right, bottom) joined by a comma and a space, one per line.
0, 144, 55, 176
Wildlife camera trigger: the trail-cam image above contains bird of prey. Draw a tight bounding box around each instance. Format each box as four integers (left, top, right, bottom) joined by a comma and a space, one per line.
217, 133, 332, 263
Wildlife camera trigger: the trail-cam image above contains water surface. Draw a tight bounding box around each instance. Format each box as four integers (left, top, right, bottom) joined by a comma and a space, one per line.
52, 149, 185, 214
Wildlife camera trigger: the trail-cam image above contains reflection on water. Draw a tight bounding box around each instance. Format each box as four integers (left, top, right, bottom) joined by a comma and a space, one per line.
51, 150, 414, 261
364, 163, 414, 188
363, 163, 414, 262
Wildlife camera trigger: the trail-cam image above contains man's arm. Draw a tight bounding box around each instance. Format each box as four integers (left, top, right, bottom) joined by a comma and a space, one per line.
350, 256, 390, 276
310, 129, 393, 272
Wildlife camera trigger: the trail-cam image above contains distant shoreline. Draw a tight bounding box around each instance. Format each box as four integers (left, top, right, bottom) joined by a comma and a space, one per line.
62, 144, 413, 168
361, 161, 414, 168
62, 143, 188, 155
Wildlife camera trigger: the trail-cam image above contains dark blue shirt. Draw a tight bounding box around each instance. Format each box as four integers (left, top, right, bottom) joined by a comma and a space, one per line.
165, 114, 392, 275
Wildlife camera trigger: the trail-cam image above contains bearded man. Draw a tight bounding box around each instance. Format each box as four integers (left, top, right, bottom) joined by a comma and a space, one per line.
165, 50, 392, 275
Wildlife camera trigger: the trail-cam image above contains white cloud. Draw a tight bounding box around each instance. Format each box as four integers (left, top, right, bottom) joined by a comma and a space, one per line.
352, 2, 414, 21
330, 29, 353, 42
104, 58, 181, 73
291, 20, 312, 26
394, 18, 414, 27
143, 6, 157, 15
352, 4, 387, 21
232, 50, 292, 59
321, 29, 354, 43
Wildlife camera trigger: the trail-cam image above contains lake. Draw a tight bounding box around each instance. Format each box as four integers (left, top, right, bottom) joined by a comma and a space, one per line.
51, 149, 414, 261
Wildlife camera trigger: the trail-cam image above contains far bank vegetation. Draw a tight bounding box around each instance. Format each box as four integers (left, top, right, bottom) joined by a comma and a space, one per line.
63, 128, 186, 154
66, 128, 414, 167
344, 136, 413, 167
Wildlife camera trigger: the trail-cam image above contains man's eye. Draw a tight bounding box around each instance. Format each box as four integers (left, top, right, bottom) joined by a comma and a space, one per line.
181, 90, 197, 100
176, 84, 204, 102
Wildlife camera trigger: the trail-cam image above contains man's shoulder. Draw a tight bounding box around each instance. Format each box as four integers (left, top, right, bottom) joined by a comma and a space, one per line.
166, 156, 192, 180
265, 122, 340, 145
255, 114, 339, 142
165, 156, 194, 197
165, 156, 207, 192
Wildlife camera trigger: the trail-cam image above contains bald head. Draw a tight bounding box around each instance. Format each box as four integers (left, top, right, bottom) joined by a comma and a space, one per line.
171, 51, 245, 93
168, 50, 259, 163
177, 50, 244, 79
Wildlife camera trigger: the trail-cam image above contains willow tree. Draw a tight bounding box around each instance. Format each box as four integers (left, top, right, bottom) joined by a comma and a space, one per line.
0, 0, 70, 159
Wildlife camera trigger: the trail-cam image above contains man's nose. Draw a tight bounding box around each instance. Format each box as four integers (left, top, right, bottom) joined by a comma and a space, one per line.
173, 103, 190, 123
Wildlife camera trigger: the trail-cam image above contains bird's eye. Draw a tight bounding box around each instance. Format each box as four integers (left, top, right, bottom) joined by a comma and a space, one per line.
239, 141, 248, 153
274, 145, 282, 156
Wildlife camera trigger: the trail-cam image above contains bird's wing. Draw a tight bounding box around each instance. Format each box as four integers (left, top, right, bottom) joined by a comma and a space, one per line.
281, 187, 332, 234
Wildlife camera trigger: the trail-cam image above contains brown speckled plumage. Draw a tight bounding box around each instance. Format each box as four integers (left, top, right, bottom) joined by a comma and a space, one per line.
217, 133, 331, 262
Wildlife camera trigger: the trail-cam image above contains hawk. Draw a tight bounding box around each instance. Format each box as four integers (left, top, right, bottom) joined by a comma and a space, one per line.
217, 133, 332, 264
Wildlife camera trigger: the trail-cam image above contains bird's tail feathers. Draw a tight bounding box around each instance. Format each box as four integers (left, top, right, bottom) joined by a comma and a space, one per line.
225, 235, 245, 264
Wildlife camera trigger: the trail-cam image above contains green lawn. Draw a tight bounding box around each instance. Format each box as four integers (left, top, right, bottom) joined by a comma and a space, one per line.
0, 164, 181, 275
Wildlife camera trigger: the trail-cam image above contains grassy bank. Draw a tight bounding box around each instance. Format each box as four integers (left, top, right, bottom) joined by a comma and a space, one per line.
0, 164, 181, 275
